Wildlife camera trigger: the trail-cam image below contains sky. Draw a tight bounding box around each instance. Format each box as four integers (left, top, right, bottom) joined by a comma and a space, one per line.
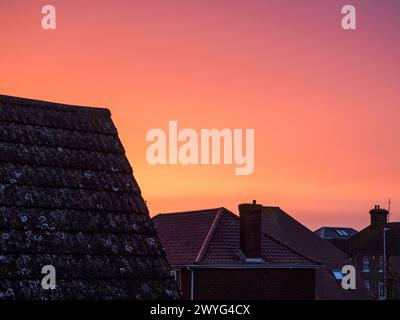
1, 0, 399, 230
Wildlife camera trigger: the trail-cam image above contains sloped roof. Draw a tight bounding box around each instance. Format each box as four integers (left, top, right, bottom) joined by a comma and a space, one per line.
152, 209, 218, 265
261, 206, 374, 300
314, 227, 358, 240
348, 222, 400, 255
0, 95, 179, 300
152, 208, 319, 267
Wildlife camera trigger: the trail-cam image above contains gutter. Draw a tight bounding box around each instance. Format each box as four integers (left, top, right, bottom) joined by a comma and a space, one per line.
179, 264, 322, 270
187, 267, 195, 301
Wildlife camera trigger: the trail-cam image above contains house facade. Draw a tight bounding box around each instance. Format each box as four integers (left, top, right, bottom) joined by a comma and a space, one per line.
347, 205, 400, 300
153, 202, 321, 300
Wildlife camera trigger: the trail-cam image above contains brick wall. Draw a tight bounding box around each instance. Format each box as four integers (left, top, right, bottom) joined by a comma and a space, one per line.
177, 268, 315, 300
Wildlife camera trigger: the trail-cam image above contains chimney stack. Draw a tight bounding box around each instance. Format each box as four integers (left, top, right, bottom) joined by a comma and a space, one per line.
238, 200, 263, 258
369, 205, 389, 226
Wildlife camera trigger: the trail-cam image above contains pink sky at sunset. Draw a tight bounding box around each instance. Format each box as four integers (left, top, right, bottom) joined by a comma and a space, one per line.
1, 0, 400, 230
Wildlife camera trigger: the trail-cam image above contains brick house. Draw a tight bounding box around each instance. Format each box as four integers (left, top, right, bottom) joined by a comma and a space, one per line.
153, 202, 321, 300
0, 95, 179, 300
347, 205, 400, 300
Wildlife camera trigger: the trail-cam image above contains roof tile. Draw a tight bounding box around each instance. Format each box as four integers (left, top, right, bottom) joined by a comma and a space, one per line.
0, 95, 178, 300
153, 208, 318, 267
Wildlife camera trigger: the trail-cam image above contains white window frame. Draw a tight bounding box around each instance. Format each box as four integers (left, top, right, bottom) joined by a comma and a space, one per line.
362, 256, 370, 272
378, 282, 385, 297
378, 256, 384, 272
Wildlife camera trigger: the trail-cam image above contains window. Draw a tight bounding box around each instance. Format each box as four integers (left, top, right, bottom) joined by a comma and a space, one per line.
332, 269, 344, 280
379, 256, 384, 272
378, 282, 385, 297
362, 256, 370, 272
335, 229, 349, 236
364, 280, 370, 290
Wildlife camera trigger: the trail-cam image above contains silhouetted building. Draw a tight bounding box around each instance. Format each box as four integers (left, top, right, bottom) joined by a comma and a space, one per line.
0, 95, 179, 300
347, 205, 400, 300
153, 203, 320, 300
314, 227, 358, 253
260, 206, 373, 299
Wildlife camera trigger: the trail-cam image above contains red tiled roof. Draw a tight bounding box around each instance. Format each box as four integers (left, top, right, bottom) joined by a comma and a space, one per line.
152, 209, 219, 265
152, 208, 319, 267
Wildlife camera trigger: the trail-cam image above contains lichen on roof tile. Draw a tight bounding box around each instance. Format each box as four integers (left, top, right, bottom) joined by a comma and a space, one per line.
0, 95, 179, 300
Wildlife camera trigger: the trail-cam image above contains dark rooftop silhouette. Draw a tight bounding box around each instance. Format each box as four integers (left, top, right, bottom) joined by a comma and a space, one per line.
0, 95, 179, 300
152, 208, 320, 267
260, 206, 374, 299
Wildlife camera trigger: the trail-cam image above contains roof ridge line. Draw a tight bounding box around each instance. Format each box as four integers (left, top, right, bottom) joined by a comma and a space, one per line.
194, 207, 224, 263
0, 94, 109, 114
274, 208, 352, 259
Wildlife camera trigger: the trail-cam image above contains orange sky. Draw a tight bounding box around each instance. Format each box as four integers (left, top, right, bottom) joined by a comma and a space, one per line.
1, 0, 400, 230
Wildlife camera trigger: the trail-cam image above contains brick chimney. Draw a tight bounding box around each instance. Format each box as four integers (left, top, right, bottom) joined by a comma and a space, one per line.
369, 205, 389, 226
238, 200, 263, 258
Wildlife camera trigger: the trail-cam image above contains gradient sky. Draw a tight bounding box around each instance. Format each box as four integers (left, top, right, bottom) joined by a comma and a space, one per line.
1, 0, 399, 230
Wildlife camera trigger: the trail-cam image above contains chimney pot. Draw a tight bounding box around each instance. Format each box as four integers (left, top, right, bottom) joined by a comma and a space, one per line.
369, 205, 388, 226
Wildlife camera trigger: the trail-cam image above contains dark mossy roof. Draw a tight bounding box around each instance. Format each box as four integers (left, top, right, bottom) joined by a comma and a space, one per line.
0, 95, 179, 300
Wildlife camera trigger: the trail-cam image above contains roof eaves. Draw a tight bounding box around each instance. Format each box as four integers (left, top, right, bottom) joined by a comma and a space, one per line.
183, 264, 322, 270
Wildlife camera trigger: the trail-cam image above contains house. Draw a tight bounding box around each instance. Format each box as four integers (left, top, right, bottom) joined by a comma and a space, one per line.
153, 202, 321, 300
258, 206, 373, 299
347, 205, 400, 300
0, 95, 179, 300
314, 227, 358, 253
